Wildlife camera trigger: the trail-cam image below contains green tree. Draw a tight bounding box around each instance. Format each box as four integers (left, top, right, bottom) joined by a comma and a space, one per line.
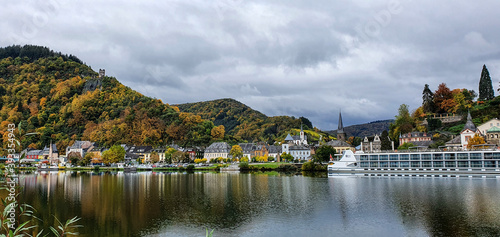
398, 142, 415, 150
101, 145, 125, 165
280, 152, 294, 163
83, 152, 93, 165
68, 152, 81, 165
164, 148, 176, 164
422, 84, 435, 113
380, 130, 392, 151
389, 104, 415, 144
229, 145, 243, 159
314, 145, 336, 163
479, 64, 494, 101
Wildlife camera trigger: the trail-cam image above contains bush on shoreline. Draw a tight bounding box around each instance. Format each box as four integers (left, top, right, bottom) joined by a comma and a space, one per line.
301, 161, 327, 171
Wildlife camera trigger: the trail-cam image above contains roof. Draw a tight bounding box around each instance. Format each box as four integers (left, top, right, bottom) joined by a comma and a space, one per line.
411, 140, 435, 147
400, 132, 431, 138
487, 126, 500, 133
289, 145, 310, 151
284, 134, 293, 141
126, 146, 153, 154
239, 143, 256, 153
268, 145, 282, 154
326, 140, 351, 147
205, 142, 231, 153
446, 136, 461, 145
463, 112, 477, 132
67, 140, 94, 150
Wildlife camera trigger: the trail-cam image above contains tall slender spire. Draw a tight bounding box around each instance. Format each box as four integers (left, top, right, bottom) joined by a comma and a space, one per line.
337, 110, 346, 142
338, 110, 344, 132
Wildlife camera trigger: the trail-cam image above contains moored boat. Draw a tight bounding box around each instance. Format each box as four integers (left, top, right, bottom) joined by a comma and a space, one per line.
328, 149, 500, 174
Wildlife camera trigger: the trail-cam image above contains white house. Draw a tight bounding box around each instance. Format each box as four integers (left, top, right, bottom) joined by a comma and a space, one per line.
477, 118, 500, 135
203, 142, 231, 162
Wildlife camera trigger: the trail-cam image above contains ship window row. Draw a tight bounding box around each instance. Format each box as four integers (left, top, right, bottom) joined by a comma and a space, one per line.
360, 153, 499, 161
359, 161, 498, 168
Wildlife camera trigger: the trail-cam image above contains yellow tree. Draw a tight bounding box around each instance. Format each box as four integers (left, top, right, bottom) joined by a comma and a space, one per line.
230, 145, 243, 159
102, 145, 126, 165
211, 125, 225, 139
467, 134, 486, 150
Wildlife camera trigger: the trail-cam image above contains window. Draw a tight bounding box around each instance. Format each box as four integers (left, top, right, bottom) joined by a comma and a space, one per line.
471, 161, 482, 168
458, 161, 469, 167
400, 154, 409, 160
422, 161, 432, 167
445, 161, 456, 167
411, 154, 420, 160
470, 153, 481, 159
433, 161, 443, 167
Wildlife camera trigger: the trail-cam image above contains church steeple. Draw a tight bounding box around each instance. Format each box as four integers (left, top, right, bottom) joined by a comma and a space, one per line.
337, 110, 346, 141
300, 124, 305, 143
338, 110, 344, 132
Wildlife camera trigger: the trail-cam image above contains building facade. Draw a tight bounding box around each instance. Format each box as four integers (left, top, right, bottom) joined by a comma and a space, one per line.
203, 142, 231, 162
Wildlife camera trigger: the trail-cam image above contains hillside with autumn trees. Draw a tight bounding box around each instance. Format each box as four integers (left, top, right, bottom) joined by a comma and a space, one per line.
0, 45, 317, 154
176, 98, 322, 144
389, 64, 500, 147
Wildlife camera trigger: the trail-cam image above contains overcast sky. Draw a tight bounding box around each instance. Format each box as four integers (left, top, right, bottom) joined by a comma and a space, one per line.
1, 0, 500, 130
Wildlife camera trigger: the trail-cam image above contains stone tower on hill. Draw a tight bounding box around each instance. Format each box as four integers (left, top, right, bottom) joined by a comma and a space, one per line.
99, 69, 105, 78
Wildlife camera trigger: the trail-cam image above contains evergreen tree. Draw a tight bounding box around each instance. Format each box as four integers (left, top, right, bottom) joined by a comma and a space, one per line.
380, 130, 392, 151
422, 84, 434, 113
479, 64, 494, 101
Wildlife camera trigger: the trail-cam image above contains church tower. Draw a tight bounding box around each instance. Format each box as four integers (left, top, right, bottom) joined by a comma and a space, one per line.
337, 111, 346, 141
300, 124, 305, 145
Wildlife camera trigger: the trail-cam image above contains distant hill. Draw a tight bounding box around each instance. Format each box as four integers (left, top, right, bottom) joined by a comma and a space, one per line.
175, 98, 328, 143
176, 98, 267, 132
329, 119, 394, 138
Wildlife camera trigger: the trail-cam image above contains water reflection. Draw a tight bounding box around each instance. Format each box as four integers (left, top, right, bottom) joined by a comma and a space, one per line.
15, 172, 500, 237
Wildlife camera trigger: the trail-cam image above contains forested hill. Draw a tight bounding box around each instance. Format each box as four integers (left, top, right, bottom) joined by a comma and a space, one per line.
176, 98, 267, 132
0, 45, 222, 154
0, 45, 316, 153
175, 98, 318, 143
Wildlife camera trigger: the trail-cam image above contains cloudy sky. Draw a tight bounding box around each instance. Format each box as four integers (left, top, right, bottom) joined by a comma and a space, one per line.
1, 0, 499, 130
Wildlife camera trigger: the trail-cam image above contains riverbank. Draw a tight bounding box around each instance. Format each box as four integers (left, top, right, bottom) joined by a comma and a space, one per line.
4, 162, 327, 172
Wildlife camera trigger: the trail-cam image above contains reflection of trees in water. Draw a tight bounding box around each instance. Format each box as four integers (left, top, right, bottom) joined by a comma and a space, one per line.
18, 172, 316, 236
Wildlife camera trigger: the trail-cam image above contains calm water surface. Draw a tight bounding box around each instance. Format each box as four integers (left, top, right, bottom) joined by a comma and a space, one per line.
16, 171, 500, 236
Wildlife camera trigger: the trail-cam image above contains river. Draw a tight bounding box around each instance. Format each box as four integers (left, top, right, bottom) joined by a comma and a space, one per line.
16, 171, 500, 236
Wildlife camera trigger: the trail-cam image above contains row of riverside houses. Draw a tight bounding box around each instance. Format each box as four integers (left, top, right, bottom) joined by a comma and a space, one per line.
20, 141, 204, 165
